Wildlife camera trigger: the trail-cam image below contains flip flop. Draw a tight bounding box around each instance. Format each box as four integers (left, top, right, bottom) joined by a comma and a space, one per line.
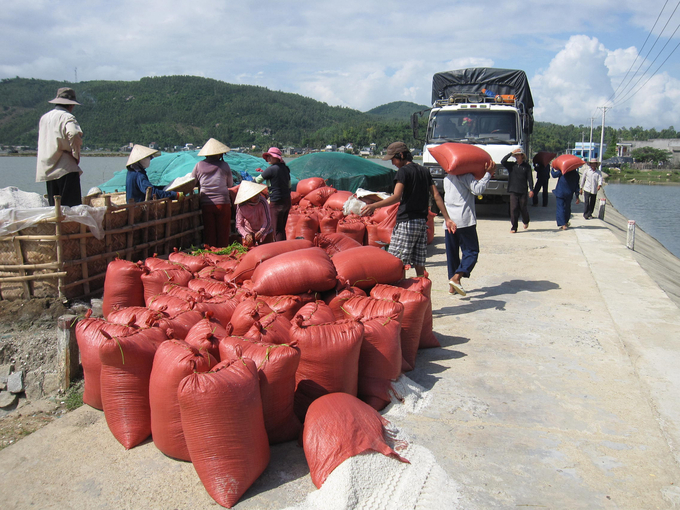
449, 280, 467, 296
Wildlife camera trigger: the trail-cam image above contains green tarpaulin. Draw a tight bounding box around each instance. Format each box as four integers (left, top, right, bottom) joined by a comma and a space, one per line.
288, 153, 395, 193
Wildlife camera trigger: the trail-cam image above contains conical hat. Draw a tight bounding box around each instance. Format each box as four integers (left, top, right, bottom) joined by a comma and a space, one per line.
234, 181, 267, 205
126, 145, 160, 166
198, 138, 230, 157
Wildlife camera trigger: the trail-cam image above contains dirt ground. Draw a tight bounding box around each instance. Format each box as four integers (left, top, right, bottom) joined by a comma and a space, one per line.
0, 297, 90, 450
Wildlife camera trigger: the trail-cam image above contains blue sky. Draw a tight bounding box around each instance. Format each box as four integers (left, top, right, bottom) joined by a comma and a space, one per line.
2, 0, 679, 130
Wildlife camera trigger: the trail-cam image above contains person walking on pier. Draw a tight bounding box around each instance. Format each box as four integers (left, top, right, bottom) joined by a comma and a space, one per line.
551, 166, 581, 230
580, 159, 603, 220
501, 148, 534, 233
36, 88, 84, 207
360, 142, 454, 279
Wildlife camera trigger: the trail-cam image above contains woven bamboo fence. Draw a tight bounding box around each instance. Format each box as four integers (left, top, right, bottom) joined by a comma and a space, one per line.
0, 192, 202, 301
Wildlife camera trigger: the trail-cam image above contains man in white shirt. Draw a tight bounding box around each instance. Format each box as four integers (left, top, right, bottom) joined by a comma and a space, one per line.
444, 163, 494, 296
579, 159, 603, 219
36, 88, 83, 206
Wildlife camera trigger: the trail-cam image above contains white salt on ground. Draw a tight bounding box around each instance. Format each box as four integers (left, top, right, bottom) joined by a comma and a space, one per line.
0, 187, 48, 209
286, 376, 460, 510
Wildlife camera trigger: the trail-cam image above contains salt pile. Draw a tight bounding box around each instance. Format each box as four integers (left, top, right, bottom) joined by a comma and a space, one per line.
383, 375, 432, 419
0, 187, 48, 209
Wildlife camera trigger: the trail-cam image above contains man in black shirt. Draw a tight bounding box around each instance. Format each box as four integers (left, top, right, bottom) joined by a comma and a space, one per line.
361, 142, 454, 277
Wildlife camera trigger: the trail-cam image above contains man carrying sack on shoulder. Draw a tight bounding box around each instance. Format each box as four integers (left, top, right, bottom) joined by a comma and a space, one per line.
36, 87, 84, 207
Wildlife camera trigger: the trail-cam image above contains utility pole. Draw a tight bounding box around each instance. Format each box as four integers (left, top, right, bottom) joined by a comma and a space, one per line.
588, 117, 595, 160
74, 67, 78, 83
598, 107, 611, 169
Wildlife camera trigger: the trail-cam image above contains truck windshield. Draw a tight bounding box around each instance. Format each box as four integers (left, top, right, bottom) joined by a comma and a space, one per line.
427, 110, 518, 144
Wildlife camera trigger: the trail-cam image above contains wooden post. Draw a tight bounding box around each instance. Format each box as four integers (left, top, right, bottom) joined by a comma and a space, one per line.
164, 198, 173, 254
57, 315, 79, 391
54, 196, 66, 302
104, 195, 113, 264
13, 238, 31, 299
126, 200, 135, 261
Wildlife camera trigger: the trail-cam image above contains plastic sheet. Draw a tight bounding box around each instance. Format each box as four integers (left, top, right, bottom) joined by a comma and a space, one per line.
0, 204, 107, 239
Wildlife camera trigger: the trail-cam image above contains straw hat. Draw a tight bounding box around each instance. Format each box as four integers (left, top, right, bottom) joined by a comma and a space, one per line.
198, 138, 230, 157
234, 181, 267, 205
126, 145, 160, 166
48, 87, 80, 105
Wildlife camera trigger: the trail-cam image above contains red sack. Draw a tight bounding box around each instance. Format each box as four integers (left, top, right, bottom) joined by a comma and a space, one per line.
294, 213, 320, 241
157, 310, 204, 340
304, 186, 337, 207
338, 295, 404, 323
552, 154, 585, 174
290, 191, 303, 205
296, 177, 326, 196
106, 306, 165, 329
429, 142, 493, 179
392, 277, 439, 349
251, 247, 338, 296
336, 215, 366, 245
303, 393, 408, 488
194, 293, 240, 326
149, 340, 214, 461
323, 190, 354, 211
258, 294, 314, 320
369, 202, 398, 224
75, 312, 138, 410
427, 209, 436, 245
184, 315, 227, 363
318, 209, 343, 234
178, 358, 270, 508
285, 208, 305, 240
99, 327, 167, 449
290, 317, 364, 420
169, 249, 208, 273
229, 297, 274, 336
244, 315, 292, 346
323, 285, 367, 320
144, 255, 188, 272
187, 277, 233, 297
533, 151, 557, 166
162, 282, 206, 303
228, 239, 314, 283
332, 246, 404, 290
371, 284, 429, 373
102, 259, 145, 319
314, 232, 362, 257
358, 316, 403, 411
293, 300, 336, 326
141, 267, 193, 305
219, 338, 301, 444
147, 294, 195, 315
196, 265, 228, 281
203, 250, 241, 266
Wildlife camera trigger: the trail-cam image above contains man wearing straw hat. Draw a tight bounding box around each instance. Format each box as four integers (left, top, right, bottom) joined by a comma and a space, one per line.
234, 181, 272, 247
125, 144, 180, 204
36, 87, 84, 207
192, 138, 234, 247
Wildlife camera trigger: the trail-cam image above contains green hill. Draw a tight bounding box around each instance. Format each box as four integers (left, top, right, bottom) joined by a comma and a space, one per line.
366, 101, 429, 120
0, 76, 421, 150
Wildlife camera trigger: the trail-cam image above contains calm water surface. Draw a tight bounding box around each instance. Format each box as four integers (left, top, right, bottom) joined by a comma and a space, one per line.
1, 156, 678, 258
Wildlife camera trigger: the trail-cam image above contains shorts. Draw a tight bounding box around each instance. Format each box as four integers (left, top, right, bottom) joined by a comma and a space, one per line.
388, 218, 428, 266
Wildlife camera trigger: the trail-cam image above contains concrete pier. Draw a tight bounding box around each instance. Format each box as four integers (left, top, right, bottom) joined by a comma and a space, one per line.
0, 197, 679, 509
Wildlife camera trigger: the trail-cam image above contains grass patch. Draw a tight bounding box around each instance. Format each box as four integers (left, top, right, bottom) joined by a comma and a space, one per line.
65, 383, 83, 411
605, 167, 680, 184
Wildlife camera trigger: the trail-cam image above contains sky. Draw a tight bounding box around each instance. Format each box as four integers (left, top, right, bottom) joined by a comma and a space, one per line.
2, 0, 680, 130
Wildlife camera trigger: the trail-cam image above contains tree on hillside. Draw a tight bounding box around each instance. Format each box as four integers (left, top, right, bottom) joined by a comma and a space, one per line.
631, 147, 672, 164
603, 129, 618, 159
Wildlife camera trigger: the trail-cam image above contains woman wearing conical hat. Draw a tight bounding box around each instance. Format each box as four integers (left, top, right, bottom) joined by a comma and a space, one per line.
234, 181, 273, 247
191, 138, 234, 247
125, 145, 179, 204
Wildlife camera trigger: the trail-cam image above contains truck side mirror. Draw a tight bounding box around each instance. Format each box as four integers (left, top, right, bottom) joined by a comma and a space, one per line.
410, 112, 420, 138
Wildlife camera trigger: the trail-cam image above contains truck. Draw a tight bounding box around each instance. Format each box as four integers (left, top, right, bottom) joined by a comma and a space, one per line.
411, 68, 534, 208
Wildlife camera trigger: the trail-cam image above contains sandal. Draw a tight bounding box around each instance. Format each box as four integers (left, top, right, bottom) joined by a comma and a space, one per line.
449, 280, 467, 296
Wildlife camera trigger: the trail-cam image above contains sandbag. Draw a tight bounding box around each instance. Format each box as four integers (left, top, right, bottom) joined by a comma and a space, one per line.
144, 256, 188, 272
156, 310, 204, 340
184, 315, 227, 363
552, 154, 585, 174
106, 306, 165, 329
178, 358, 270, 508
303, 186, 336, 207
250, 247, 338, 296
99, 327, 167, 449
75, 312, 138, 410
336, 215, 366, 245
369, 202, 398, 224
187, 277, 233, 297
393, 277, 439, 349
338, 295, 404, 323
332, 246, 404, 290
227, 239, 314, 283
169, 249, 209, 273
429, 142, 493, 179
314, 232, 362, 257
102, 259, 145, 319
293, 300, 336, 326
196, 265, 228, 281
290, 317, 364, 420
371, 284, 428, 372
194, 293, 240, 327
149, 340, 214, 461
317, 209, 342, 235
427, 209, 436, 244
285, 208, 305, 240
141, 267, 193, 305
294, 213, 320, 242
303, 393, 408, 488
162, 282, 206, 303
533, 151, 557, 166
296, 177, 326, 196
229, 297, 274, 336
219, 337, 301, 444
258, 294, 314, 321
358, 316, 403, 411
147, 294, 195, 316
243, 316, 292, 345
322, 285, 368, 320
290, 191, 303, 205
323, 190, 354, 211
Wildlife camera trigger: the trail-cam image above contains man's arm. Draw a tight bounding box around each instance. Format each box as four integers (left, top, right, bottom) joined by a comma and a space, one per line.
65, 119, 83, 164
360, 182, 404, 216
431, 184, 456, 234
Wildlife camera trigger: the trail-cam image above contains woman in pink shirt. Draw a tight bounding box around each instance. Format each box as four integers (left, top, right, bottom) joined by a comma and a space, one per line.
234, 181, 273, 247
191, 138, 234, 247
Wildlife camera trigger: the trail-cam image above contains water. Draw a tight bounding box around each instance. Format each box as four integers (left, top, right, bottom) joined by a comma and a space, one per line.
604, 183, 680, 258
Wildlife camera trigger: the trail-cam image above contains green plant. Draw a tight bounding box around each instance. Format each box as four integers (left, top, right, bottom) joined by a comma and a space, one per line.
65, 384, 84, 411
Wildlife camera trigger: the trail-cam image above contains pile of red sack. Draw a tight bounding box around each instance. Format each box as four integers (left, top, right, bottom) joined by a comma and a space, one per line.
287, 177, 437, 247
85, 235, 439, 507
